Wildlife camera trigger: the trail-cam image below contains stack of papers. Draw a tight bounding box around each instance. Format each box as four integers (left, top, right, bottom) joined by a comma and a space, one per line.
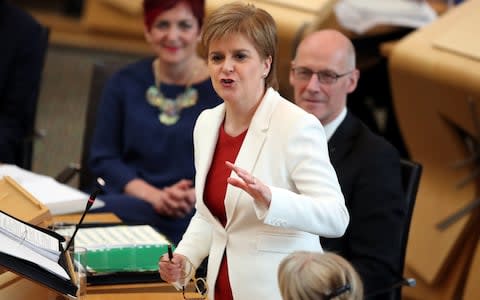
335, 0, 438, 34
0, 211, 60, 261
60, 225, 171, 273
0, 211, 69, 280
66, 225, 170, 249
0, 164, 104, 215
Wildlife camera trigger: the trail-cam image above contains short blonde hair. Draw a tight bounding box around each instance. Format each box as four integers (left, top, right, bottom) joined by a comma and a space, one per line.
278, 251, 363, 300
200, 2, 278, 89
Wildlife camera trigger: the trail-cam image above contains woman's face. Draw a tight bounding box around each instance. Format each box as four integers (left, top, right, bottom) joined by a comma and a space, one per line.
144, 2, 200, 65
207, 34, 271, 107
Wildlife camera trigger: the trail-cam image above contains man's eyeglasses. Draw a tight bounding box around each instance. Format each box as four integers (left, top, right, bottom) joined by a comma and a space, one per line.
291, 67, 352, 85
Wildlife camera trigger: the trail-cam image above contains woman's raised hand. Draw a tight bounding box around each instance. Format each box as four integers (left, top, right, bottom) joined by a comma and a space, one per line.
225, 161, 272, 208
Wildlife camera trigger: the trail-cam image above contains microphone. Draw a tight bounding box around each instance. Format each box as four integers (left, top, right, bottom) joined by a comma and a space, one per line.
63, 177, 105, 253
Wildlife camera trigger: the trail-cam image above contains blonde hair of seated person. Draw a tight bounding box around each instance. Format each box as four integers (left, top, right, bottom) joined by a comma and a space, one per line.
278, 251, 363, 300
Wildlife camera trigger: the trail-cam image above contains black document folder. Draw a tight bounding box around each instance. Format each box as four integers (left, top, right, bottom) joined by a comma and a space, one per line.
0, 210, 77, 296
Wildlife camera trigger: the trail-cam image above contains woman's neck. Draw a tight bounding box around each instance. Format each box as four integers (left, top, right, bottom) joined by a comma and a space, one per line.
224, 110, 252, 137
224, 89, 266, 136
154, 56, 207, 86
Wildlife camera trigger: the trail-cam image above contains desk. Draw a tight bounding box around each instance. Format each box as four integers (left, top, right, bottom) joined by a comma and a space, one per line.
0, 276, 185, 300
52, 212, 121, 224
389, 0, 480, 298
87, 282, 185, 300
0, 213, 190, 300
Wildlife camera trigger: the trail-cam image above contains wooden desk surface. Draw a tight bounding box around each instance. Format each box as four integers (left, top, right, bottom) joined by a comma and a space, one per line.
28, 9, 151, 56
87, 282, 185, 300
51, 212, 121, 224
0, 277, 185, 300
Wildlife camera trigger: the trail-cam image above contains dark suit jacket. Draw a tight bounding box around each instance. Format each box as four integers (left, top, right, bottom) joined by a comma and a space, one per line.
321, 112, 406, 299
0, 1, 44, 165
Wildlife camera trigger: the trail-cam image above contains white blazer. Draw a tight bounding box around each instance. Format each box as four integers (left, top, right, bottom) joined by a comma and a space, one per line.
175, 88, 349, 300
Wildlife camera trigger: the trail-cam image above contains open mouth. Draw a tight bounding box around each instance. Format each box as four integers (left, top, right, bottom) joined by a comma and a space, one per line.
220, 79, 235, 87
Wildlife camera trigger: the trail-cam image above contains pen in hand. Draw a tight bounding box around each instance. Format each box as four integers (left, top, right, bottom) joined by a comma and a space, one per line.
167, 244, 185, 293
168, 244, 173, 262
165, 244, 187, 291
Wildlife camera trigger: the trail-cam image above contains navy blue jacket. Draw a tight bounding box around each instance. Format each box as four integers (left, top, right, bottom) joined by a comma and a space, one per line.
89, 58, 221, 243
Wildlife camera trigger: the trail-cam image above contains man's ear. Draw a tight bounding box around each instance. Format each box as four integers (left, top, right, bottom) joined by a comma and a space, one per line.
289, 61, 295, 86
346, 69, 360, 94
289, 70, 295, 86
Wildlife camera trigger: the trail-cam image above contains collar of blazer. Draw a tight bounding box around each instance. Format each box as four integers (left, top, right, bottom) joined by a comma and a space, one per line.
328, 112, 359, 165
195, 88, 280, 228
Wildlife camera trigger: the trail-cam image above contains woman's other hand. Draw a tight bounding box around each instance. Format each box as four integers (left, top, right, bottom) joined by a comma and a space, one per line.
163, 179, 196, 217
125, 178, 196, 218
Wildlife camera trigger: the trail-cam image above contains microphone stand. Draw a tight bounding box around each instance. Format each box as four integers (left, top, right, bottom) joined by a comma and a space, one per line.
63, 178, 105, 253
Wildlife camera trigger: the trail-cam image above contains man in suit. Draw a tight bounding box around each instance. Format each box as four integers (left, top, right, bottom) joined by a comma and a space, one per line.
0, 0, 45, 167
290, 29, 406, 299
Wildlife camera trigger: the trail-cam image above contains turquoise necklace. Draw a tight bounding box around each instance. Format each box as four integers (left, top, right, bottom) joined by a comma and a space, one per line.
146, 59, 198, 125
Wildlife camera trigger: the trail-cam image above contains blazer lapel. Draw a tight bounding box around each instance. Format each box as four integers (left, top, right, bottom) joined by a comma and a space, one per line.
328, 112, 358, 165
224, 88, 278, 227
195, 104, 225, 223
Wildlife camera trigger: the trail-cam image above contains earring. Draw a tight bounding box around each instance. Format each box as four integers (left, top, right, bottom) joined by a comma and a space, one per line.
262, 73, 267, 78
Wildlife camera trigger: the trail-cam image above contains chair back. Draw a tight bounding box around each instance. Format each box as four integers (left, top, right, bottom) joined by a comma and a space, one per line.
78, 61, 123, 190
395, 159, 422, 299
366, 159, 422, 299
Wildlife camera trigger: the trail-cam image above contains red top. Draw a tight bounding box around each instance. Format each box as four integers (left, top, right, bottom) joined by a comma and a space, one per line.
204, 124, 247, 300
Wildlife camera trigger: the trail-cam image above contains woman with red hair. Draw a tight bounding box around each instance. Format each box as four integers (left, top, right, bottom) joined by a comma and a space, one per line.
89, 0, 221, 244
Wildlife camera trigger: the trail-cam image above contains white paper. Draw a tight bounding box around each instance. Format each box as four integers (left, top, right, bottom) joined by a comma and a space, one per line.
0, 212, 57, 249
0, 164, 104, 215
0, 212, 59, 255
73, 225, 170, 249
0, 233, 69, 280
0, 211, 68, 280
335, 0, 438, 34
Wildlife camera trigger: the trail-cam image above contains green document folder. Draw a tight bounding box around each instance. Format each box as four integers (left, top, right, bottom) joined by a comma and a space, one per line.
86, 244, 172, 273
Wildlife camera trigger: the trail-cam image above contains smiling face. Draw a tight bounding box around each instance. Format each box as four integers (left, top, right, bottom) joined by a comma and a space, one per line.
207, 33, 271, 108
290, 30, 359, 125
144, 2, 200, 65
